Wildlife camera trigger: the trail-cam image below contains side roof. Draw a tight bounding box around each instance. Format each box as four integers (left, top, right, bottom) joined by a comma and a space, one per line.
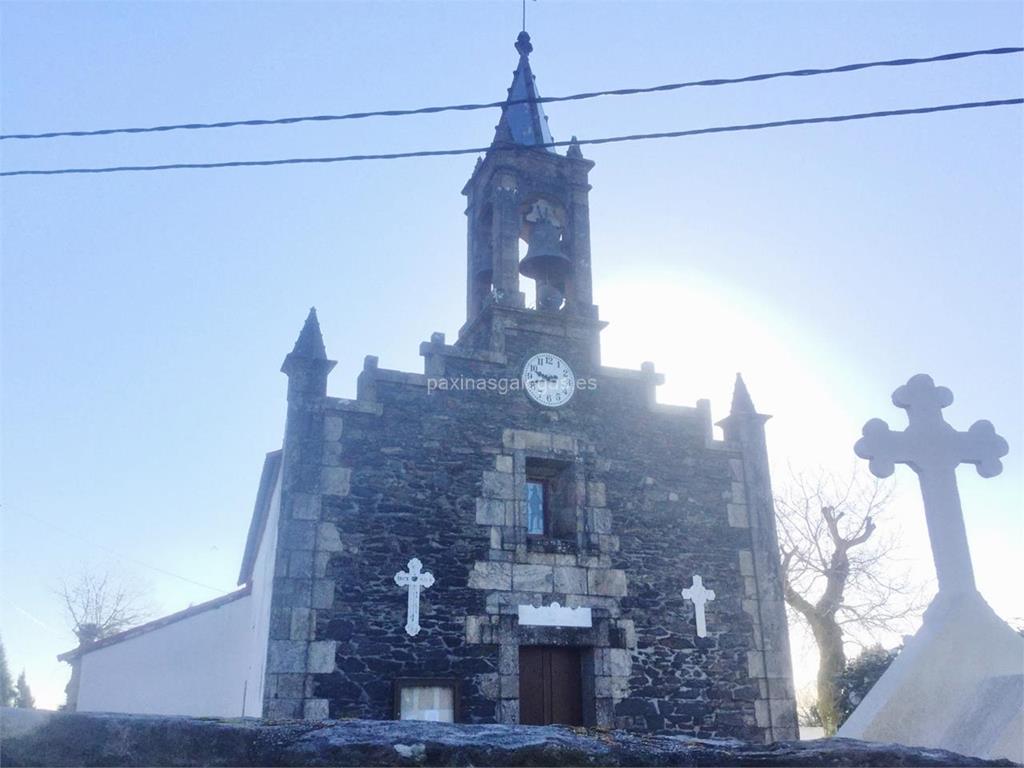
57, 585, 251, 661
237, 449, 283, 586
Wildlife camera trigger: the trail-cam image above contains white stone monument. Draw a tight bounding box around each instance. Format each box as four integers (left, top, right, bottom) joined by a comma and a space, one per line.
681, 574, 715, 638
838, 374, 1022, 763
394, 558, 434, 637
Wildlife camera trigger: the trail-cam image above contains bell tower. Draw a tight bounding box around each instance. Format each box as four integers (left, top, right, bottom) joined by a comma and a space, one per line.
462, 32, 598, 330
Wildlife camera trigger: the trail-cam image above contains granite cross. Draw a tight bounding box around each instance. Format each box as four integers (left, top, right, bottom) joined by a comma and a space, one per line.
854, 374, 1008, 594
394, 558, 435, 637
682, 574, 715, 638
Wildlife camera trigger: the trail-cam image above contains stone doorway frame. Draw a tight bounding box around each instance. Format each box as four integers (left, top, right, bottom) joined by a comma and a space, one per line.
496, 616, 624, 727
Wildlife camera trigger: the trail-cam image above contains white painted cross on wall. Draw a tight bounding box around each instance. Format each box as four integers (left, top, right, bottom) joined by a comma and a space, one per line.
394, 558, 434, 637
682, 574, 715, 638
855, 373, 1008, 594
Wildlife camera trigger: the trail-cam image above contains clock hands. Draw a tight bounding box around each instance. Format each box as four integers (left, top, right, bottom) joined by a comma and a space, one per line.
522, 353, 576, 407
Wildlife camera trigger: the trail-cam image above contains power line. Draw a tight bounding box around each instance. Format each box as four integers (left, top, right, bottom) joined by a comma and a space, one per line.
1, 46, 1020, 142
18, 510, 230, 594
1, 596, 63, 637
2, 97, 1020, 178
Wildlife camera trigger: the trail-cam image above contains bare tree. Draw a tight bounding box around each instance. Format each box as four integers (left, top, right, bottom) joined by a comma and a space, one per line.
776, 468, 925, 735
57, 569, 151, 644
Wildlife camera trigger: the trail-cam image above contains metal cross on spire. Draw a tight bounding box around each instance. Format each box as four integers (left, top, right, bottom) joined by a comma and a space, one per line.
855, 374, 1008, 594
522, 0, 536, 33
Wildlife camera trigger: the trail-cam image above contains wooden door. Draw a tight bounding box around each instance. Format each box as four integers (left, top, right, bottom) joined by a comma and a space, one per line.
518, 646, 583, 726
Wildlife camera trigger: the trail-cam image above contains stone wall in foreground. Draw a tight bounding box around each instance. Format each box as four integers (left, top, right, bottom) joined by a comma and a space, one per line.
1, 710, 1013, 767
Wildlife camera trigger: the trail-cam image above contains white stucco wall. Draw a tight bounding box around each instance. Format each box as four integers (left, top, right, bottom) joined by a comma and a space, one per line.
77, 591, 253, 717
73, 462, 281, 718
242, 466, 282, 716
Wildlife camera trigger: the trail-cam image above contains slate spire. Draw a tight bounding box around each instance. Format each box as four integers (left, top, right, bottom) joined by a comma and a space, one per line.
730, 372, 757, 415
492, 32, 555, 151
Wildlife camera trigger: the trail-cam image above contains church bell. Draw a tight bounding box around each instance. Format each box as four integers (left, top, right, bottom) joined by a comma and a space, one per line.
519, 216, 572, 311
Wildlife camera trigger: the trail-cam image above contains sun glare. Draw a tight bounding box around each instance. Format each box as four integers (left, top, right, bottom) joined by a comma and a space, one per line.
598, 268, 863, 467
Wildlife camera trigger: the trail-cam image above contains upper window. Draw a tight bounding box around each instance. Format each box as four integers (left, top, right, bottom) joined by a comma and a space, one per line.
395, 679, 457, 722
525, 459, 575, 539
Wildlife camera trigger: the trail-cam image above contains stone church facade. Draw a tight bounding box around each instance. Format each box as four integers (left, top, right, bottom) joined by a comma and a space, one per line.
60, 31, 796, 739
261, 32, 798, 740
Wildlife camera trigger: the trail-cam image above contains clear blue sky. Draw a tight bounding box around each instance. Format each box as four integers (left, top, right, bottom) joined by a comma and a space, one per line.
2, 1, 1021, 710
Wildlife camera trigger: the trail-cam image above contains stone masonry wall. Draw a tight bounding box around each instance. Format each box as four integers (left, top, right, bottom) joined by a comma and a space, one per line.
283, 309, 797, 740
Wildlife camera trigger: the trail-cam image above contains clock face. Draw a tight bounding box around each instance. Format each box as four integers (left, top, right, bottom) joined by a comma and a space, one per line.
522, 353, 576, 407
